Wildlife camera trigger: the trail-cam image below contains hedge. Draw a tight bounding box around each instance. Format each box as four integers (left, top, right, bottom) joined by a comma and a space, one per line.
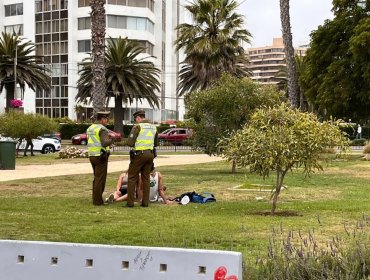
58, 123, 173, 140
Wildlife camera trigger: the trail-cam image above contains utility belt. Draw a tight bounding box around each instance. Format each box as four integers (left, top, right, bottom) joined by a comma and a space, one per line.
132, 149, 153, 155
129, 148, 157, 162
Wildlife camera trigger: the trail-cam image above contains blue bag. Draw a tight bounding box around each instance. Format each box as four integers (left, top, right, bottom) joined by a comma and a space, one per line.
191, 192, 216, 203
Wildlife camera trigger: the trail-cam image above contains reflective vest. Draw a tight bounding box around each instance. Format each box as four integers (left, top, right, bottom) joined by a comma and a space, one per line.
87, 124, 109, 156
134, 123, 156, 151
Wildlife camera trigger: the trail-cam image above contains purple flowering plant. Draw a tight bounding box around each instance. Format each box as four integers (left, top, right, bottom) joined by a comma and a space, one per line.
10, 99, 23, 108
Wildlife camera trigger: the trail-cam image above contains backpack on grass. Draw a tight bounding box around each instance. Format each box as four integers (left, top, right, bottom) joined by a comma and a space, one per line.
172, 191, 216, 204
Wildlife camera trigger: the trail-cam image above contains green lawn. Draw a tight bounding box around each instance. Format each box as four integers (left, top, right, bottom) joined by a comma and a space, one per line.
1, 152, 370, 277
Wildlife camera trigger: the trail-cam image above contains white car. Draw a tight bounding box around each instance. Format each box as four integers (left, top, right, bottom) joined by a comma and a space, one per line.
18, 137, 61, 154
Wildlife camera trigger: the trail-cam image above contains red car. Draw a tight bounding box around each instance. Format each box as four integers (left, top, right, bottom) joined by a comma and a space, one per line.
158, 128, 192, 145
71, 130, 122, 145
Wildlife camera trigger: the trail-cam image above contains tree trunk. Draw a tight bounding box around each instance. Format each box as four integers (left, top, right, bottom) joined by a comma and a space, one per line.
90, 0, 107, 120
5, 83, 15, 109
231, 159, 237, 174
271, 169, 286, 215
280, 0, 299, 109
114, 94, 124, 135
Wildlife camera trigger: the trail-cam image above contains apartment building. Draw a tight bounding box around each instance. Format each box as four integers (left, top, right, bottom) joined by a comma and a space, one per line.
0, 0, 184, 122
247, 37, 307, 84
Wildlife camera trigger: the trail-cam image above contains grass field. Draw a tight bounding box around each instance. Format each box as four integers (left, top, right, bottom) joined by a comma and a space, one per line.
1, 151, 370, 277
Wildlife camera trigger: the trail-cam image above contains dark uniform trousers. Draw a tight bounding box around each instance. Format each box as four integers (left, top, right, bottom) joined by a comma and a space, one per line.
127, 151, 154, 207
89, 156, 108, 205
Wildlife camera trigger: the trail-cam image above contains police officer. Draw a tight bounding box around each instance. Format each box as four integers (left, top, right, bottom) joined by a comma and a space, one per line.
87, 111, 114, 205
126, 110, 158, 207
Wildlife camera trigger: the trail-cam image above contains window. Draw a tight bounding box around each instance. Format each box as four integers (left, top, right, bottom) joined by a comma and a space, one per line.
60, 41, 68, 54
60, 63, 68, 75
4, 24, 23, 36
78, 0, 90, 7
5, 3, 23, 16
51, 0, 60, 10
78, 17, 91, 30
43, 0, 51, 11
44, 43, 52, 55
35, 44, 43, 56
52, 20, 60, 32
128, 0, 146, 7
108, 0, 154, 10
108, 15, 127, 28
131, 40, 154, 55
52, 42, 60, 53
61, 86, 68, 97
36, 0, 42, 12
43, 21, 51, 33
61, 0, 68, 9
60, 19, 68, 31
78, 40, 91, 53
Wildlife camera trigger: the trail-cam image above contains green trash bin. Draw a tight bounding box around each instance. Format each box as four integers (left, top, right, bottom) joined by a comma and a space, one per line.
0, 141, 17, 170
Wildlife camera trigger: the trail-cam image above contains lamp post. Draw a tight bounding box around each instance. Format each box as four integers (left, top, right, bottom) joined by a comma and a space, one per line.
12, 30, 18, 100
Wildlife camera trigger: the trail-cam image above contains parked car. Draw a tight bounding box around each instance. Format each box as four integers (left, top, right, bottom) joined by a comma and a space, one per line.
42, 132, 61, 143
158, 128, 192, 145
17, 137, 61, 154
71, 130, 122, 145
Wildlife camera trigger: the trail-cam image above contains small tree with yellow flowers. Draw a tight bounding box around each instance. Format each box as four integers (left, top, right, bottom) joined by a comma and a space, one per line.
221, 103, 349, 215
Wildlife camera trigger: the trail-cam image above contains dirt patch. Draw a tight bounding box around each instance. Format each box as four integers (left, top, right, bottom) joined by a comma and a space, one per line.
252, 210, 303, 217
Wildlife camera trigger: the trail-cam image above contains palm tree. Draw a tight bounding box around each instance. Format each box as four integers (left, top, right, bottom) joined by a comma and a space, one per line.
90, 0, 106, 119
279, 0, 300, 108
274, 55, 308, 110
175, 0, 252, 96
76, 37, 160, 134
0, 32, 50, 109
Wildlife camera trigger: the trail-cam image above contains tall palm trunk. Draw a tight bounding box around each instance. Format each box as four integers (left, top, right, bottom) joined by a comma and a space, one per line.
280, 0, 299, 108
114, 94, 124, 136
90, 0, 106, 119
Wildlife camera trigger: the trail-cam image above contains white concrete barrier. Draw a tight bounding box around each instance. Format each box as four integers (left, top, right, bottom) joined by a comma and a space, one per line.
0, 240, 242, 280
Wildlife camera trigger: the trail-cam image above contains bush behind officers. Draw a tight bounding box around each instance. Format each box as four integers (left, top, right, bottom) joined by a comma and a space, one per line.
87, 111, 114, 205
126, 110, 158, 207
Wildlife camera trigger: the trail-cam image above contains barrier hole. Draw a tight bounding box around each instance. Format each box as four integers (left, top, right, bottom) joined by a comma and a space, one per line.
198, 266, 206, 274
122, 261, 129, 270
160, 263, 167, 272
51, 257, 58, 265
85, 259, 93, 267
17, 255, 24, 264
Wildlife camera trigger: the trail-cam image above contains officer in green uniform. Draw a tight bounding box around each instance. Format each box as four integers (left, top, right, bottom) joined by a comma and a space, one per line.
126, 110, 158, 207
87, 111, 114, 205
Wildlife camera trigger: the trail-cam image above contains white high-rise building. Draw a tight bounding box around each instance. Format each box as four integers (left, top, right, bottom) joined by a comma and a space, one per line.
0, 0, 184, 123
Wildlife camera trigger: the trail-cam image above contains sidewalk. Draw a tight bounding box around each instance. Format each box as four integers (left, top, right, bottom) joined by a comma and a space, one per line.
0, 154, 223, 182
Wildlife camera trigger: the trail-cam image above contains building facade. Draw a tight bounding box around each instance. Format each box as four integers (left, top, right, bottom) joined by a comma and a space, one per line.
0, 0, 184, 123
247, 37, 307, 85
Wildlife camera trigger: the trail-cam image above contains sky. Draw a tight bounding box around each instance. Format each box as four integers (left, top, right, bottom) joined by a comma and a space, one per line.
237, 0, 334, 47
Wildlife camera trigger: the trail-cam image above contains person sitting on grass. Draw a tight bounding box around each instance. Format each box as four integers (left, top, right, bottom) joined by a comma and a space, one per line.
105, 170, 141, 203
137, 164, 173, 205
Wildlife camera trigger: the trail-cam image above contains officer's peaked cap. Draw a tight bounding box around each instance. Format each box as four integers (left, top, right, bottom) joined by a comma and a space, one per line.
97, 111, 110, 119
133, 110, 146, 118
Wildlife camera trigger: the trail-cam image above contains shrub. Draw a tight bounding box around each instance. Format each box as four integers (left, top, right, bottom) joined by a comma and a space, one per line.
0, 111, 57, 139
350, 138, 367, 146
58, 123, 134, 139
58, 146, 88, 159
